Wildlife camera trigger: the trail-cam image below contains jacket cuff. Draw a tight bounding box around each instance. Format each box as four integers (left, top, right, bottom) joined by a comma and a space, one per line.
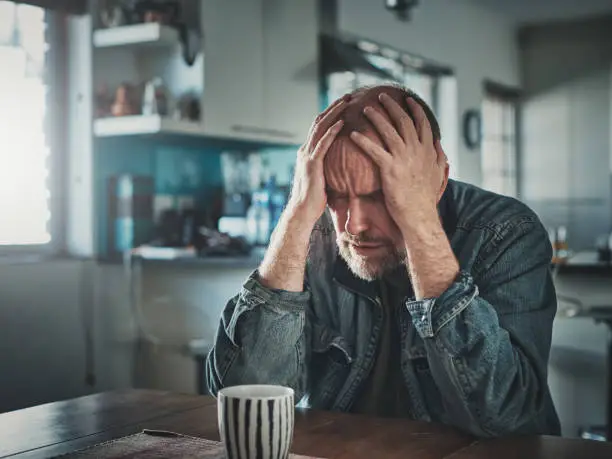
225, 270, 310, 347
241, 270, 311, 313
405, 271, 479, 338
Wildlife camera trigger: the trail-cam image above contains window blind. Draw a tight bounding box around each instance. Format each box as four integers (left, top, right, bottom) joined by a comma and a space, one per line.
0, 1, 53, 246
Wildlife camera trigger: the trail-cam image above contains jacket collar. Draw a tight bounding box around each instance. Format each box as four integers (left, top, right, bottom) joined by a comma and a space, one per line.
331, 180, 458, 300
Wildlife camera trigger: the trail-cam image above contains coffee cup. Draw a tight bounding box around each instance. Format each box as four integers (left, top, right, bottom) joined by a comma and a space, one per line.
218, 385, 295, 459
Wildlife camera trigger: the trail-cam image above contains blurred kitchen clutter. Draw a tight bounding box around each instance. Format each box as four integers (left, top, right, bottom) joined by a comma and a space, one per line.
595, 232, 612, 263
95, 78, 200, 122
105, 151, 290, 260
99, 0, 180, 28
218, 152, 289, 247
97, 0, 201, 66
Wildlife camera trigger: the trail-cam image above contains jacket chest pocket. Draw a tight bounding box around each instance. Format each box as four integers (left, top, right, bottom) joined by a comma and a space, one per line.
308, 338, 352, 409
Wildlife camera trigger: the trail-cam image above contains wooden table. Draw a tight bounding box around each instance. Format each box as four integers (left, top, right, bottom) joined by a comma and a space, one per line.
1, 389, 611, 459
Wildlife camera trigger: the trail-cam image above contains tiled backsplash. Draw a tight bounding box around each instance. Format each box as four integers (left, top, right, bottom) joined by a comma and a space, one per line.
94, 137, 299, 255
259, 146, 298, 186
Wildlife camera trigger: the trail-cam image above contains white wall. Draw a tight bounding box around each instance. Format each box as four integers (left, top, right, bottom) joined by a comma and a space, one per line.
336, 0, 520, 185
0, 260, 82, 412
0, 260, 134, 413
519, 17, 612, 250
472, 0, 612, 25
521, 70, 611, 249
0, 256, 237, 413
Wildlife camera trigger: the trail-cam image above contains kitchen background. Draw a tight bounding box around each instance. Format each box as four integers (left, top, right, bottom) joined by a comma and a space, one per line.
1, 0, 612, 440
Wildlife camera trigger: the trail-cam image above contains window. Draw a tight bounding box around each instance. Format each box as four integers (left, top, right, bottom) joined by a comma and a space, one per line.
403, 70, 435, 111
0, 1, 53, 248
481, 83, 520, 197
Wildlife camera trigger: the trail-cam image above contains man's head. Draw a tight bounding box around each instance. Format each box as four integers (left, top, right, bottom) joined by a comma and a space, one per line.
324, 84, 443, 281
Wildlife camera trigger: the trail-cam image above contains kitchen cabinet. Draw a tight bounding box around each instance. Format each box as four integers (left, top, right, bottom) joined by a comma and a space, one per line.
201, 0, 318, 145
200, 0, 265, 140
88, 0, 318, 144
262, 0, 319, 143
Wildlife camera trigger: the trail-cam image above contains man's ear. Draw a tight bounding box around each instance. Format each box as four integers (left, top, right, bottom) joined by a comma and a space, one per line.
435, 139, 449, 202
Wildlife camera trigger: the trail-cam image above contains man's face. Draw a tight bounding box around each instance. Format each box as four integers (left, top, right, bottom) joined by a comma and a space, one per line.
324, 133, 407, 281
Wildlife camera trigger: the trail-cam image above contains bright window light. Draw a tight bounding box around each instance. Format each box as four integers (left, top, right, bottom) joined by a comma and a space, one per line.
482, 94, 518, 198
0, 2, 51, 245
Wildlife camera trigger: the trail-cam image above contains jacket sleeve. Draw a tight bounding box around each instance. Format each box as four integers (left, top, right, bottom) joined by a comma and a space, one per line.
206, 271, 311, 401
405, 218, 559, 437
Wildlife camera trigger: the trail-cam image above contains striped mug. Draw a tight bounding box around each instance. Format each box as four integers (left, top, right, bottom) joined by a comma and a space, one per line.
218, 385, 295, 459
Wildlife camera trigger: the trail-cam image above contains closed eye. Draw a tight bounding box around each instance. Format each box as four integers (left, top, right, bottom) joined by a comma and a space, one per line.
361, 190, 384, 203
326, 189, 348, 204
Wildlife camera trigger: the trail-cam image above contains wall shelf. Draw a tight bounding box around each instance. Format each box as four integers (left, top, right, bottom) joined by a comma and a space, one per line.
93, 23, 179, 49
94, 115, 203, 137
67, 1, 317, 257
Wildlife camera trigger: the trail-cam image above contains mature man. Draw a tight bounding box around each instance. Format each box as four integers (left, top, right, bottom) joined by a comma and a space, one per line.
206, 85, 561, 437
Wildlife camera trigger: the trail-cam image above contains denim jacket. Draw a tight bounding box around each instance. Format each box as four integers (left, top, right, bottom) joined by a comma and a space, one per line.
206, 180, 561, 437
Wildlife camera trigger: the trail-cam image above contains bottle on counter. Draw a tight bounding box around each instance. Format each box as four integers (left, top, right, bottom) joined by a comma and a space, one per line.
552, 226, 569, 264
245, 175, 287, 247
595, 232, 612, 263
142, 77, 170, 116
246, 183, 270, 247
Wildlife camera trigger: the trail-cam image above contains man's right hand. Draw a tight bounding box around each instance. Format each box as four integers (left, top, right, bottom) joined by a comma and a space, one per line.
257, 97, 347, 292
286, 96, 347, 226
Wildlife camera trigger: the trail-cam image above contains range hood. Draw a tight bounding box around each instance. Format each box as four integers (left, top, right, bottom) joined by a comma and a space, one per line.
320, 35, 395, 80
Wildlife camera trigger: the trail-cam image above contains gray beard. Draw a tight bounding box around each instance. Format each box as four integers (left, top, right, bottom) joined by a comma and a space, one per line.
337, 240, 407, 281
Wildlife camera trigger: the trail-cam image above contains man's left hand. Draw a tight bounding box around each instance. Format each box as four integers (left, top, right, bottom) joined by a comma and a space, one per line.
349, 93, 448, 233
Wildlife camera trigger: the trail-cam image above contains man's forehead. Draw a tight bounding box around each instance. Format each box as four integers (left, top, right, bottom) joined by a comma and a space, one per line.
326, 133, 382, 167
324, 86, 404, 195
324, 135, 382, 194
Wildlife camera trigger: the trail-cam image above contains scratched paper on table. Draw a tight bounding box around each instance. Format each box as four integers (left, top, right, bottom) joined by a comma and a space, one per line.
54, 430, 323, 458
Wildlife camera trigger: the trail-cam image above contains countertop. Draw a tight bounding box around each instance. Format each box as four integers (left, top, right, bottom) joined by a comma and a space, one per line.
129, 247, 265, 270
553, 251, 612, 275
114, 248, 612, 275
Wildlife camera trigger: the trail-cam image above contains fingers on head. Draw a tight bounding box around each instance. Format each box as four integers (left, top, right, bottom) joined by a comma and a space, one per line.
308, 96, 350, 148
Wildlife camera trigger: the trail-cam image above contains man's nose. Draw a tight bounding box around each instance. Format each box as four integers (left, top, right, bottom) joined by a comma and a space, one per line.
345, 200, 369, 236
